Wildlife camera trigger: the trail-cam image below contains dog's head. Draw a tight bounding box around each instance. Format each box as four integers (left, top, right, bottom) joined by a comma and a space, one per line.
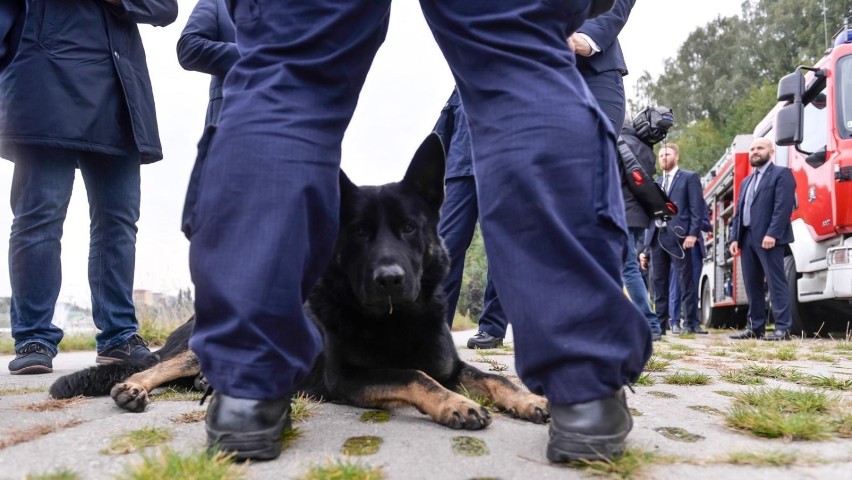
334, 134, 448, 315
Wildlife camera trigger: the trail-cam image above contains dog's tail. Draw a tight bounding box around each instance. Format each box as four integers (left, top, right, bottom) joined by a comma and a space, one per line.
49, 358, 155, 399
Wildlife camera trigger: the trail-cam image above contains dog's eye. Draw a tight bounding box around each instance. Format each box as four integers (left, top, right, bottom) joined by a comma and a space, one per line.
401, 222, 416, 234
350, 225, 369, 238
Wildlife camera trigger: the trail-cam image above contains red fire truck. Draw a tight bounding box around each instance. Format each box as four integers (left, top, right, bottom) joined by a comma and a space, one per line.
699, 30, 852, 336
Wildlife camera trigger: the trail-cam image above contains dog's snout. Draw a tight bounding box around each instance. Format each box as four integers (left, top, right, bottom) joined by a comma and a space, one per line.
373, 265, 405, 294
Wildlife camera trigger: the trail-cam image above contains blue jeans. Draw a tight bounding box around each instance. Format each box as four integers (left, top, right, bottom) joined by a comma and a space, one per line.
624, 228, 660, 335
8, 145, 142, 354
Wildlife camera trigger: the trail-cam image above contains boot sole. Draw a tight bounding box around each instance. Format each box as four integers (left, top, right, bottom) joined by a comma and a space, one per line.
10, 365, 53, 375
207, 414, 292, 461
546, 428, 630, 462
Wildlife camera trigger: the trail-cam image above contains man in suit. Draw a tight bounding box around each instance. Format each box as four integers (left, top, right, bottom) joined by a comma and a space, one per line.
668, 206, 711, 333
642, 144, 708, 335
177, 0, 238, 126
570, 0, 635, 130
729, 138, 796, 341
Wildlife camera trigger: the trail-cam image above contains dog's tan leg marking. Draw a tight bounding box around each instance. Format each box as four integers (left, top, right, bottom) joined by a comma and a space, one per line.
110, 350, 201, 412
458, 364, 549, 424
353, 370, 491, 430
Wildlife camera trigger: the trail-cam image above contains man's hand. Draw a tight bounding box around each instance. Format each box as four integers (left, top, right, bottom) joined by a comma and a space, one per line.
683, 235, 697, 249
729, 241, 739, 256
639, 252, 648, 270
762, 236, 777, 249
567, 33, 593, 57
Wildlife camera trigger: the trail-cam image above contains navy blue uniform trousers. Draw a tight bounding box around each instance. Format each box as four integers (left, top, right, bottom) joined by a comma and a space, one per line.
740, 228, 792, 333
187, 0, 651, 405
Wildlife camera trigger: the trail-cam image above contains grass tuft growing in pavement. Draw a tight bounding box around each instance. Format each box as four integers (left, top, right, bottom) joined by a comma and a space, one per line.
101, 426, 172, 455
119, 448, 246, 480
725, 450, 804, 467
292, 393, 320, 422
172, 410, 206, 424
562, 447, 667, 479
643, 356, 670, 372
725, 388, 845, 440
457, 385, 498, 411
769, 344, 800, 361
795, 374, 852, 391
25, 470, 79, 480
635, 374, 654, 386
450, 436, 489, 456
151, 386, 202, 402
281, 427, 303, 450
663, 371, 711, 386
18, 397, 86, 412
719, 370, 764, 385
0, 385, 48, 397
360, 410, 391, 424
300, 459, 385, 480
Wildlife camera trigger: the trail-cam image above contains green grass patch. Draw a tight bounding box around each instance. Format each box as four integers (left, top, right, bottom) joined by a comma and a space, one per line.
150, 386, 202, 402
101, 426, 172, 455
795, 374, 852, 391
300, 459, 385, 480
635, 374, 654, 386
457, 384, 497, 411
26, 470, 79, 480
562, 447, 664, 479
770, 345, 800, 361
719, 370, 764, 385
725, 387, 846, 440
806, 353, 836, 362
0, 385, 48, 396
656, 351, 685, 360
667, 343, 694, 352
450, 436, 489, 456
119, 448, 246, 480
643, 356, 670, 372
725, 450, 802, 467
474, 357, 509, 372
57, 334, 96, 352
714, 390, 737, 397
292, 393, 320, 422
281, 427, 303, 450
710, 350, 729, 357
360, 410, 391, 423
663, 371, 711, 386
740, 364, 795, 380
342, 436, 383, 456
677, 332, 696, 339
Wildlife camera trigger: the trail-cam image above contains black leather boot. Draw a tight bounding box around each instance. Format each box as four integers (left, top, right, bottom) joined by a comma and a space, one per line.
206, 392, 292, 461
547, 388, 632, 462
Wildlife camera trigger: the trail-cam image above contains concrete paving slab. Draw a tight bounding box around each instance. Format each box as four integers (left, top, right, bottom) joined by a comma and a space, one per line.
0, 329, 850, 479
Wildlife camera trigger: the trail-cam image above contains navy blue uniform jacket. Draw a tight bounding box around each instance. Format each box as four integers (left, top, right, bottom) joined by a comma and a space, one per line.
729, 162, 796, 245
645, 168, 706, 250
0, 0, 177, 163
177, 0, 238, 126
576, 0, 634, 76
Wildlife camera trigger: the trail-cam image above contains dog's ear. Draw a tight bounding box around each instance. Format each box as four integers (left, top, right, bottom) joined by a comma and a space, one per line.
339, 169, 358, 203
402, 133, 445, 211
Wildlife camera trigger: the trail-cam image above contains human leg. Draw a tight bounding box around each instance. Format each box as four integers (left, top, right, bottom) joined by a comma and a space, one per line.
8, 145, 74, 370
650, 243, 673, 333
623, 227, 661, 337
188, 0, 392, 460
761, 245, 793, 338
582, 69, 625, 133
468, 274, 509, 349
422, 0, 650, 461
739, 230, 768, 333
673, 249, 702, 332
439, 176, 479, 327
78, 152, 148, 360
668, 267, 681, 330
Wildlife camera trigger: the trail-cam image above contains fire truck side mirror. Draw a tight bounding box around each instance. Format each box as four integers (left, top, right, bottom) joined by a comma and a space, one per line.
776, 103, 804, 146
777, 71, 804, 102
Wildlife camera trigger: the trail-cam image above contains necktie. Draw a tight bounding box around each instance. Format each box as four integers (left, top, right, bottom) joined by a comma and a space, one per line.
743, 171, 760, 227
663, 173, 670, 193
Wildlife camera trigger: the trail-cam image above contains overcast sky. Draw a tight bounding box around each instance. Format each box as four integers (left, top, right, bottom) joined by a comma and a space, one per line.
0, 0, 745, 305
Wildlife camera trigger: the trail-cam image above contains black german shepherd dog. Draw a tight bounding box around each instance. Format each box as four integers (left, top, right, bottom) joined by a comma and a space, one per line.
50, 134, 549, 430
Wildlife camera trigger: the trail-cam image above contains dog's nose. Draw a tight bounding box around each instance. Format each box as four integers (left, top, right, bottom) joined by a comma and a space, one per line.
373, 265, 405, 295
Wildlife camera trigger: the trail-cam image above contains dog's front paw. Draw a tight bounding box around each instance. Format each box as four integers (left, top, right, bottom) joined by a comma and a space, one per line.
436, 396, 491, 430
504, 393, 549, 424
110, 382, 149, 412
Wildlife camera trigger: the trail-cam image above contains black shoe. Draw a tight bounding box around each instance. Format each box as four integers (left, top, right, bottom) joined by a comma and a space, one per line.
206, 392, 292, 461
729, 329, 764, 340
547, 389, 632, 463
8, 343, 55, 375
467, 331, 503, 349
671, 324, 682, 335
96, 334, 152, 364
763, 330, 791, 341
681, 326, 708, 335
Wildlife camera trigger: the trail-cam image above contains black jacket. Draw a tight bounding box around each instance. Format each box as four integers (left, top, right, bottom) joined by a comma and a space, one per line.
0, 0, 177, 163
619, 124, 656, 228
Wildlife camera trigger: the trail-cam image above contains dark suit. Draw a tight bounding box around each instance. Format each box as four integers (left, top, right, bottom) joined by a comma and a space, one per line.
177, 0, 238, 126
729, 162, 796, 333
576, 0, 634, 131
647, 168, 706, 331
